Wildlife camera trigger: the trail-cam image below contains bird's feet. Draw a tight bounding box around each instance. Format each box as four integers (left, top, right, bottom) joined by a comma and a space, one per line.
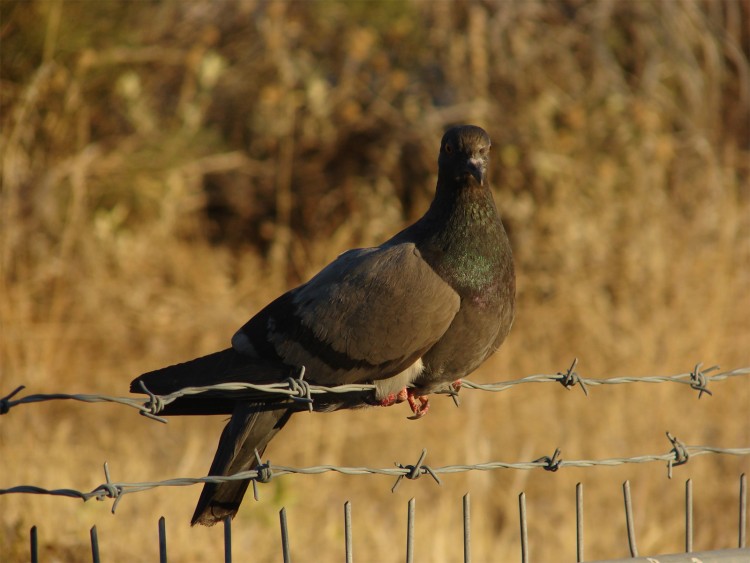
406, 390, 429, 419
378, 388, 409, 407
378, 388, 431, 419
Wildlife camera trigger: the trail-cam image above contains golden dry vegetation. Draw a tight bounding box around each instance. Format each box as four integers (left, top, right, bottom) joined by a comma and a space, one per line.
1, 1, 749, 561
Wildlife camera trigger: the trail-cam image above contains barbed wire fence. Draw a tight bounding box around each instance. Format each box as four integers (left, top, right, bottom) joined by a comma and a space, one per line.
1, 437, 748, 511
2, 360, 746, 422
2, 360, 750, 562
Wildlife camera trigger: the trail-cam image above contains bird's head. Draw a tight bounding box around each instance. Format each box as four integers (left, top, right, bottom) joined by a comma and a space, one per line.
438, 125, 491, 186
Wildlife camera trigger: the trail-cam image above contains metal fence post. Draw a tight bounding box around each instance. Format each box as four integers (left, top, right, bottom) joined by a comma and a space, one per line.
90, 525, 100, 563
519, 492, 528, 563
463, 493, 471, 563
576, 482, 584, 562
30, 525, 38, 563
623, 480, 638, 557
406, 498, 415, 563
158, 516, 167, 563
685, 479, 693, 553
740, 473, 747, 549
280, 507, 291, 563
344, 501, 353, 563
223, 516, 232, 563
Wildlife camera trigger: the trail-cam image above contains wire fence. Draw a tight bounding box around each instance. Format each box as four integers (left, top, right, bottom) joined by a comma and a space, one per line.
22, 476, 750, 563
1, 361, 749, 510
3, 360, 750, 561
2, 360, 747, 422
1, 438, 750, 513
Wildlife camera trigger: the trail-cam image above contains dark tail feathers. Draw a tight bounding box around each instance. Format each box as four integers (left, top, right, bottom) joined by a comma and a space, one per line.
130, 349, 297, 416
191, 403, 293, 526
131, 349, 297, 524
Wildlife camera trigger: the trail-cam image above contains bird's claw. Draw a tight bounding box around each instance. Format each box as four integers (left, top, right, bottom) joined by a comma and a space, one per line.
406, 390, 429, 420
378, 392, 397, 407
378, 387, 429, 418
378, 387, 409, 407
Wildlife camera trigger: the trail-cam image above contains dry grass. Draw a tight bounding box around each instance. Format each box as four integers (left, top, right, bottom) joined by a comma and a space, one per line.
1, 1, 749, 561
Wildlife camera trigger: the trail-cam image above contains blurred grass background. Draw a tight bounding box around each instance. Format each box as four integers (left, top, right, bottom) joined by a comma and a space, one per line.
1, 0, 749, 561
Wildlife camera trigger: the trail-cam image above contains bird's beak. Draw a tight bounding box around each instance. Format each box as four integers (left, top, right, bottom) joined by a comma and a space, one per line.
465, 157, 484, 184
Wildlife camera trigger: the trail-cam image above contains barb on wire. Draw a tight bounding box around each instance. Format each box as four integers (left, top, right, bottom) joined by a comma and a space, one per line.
666, 432, 690, 478
137, 381, 168, 423
556, 358, 588, 396
688, 362, 715, 398
100, 463, 125, 513
458, 364, 749, 398
1, 364, 748, 420
391, 449, 441, 492
254, 450, 273, 483
534, 448, 563, 472
285, 366, 313, 412
0, 385, 25, 414
2, 440, 749, 512
0, 384, 169, 420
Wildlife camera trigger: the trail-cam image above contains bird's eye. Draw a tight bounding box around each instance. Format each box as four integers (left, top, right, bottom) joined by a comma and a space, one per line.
444, 143, 453, 153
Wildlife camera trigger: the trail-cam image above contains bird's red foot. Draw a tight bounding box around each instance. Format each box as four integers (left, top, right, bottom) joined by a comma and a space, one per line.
406, 390, 429, 419
379, 392, 397, 407
379, 388, 409, 407
451, 379, 462, 393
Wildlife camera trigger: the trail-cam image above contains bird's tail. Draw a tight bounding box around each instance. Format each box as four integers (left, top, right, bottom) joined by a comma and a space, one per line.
130, 348, 297, 416
191, 402, 293, 526
130, 350, 298, 525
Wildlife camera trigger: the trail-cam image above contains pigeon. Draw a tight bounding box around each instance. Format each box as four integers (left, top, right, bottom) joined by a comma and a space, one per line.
131, 124, 516, 526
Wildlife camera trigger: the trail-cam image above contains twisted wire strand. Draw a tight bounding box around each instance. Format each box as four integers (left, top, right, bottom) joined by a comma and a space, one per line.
1, 364, 747, 421
1, 439, 749, 512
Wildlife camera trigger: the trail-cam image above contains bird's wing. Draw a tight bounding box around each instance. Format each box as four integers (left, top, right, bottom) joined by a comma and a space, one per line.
233, 242, 461, 386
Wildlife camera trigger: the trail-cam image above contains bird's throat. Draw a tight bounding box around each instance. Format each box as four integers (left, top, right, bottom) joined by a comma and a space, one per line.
418, 181, 512, 295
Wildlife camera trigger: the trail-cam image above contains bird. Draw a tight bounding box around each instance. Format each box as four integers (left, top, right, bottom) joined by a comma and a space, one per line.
131, 124, 516, 526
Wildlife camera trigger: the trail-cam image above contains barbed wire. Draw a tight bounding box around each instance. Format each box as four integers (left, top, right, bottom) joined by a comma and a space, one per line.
1, 433, 748, 513
1, 361, 748, 423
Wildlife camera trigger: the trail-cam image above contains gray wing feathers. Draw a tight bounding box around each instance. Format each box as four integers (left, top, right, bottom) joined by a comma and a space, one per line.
277, 243, 460, 382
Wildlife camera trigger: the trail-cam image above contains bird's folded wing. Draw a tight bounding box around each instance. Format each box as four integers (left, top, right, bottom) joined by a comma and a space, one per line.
131, 242, 461, 413
235, 242, 461, 385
